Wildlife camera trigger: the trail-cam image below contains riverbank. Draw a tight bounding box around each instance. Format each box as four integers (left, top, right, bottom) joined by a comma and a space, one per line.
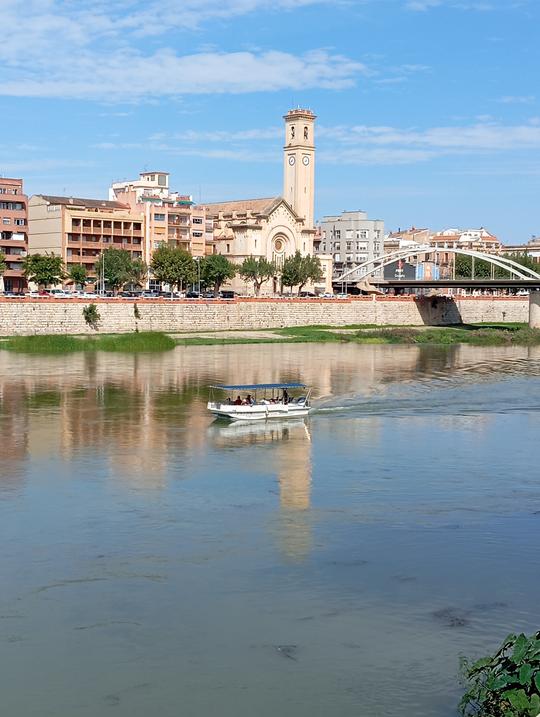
3, 324, 540, 353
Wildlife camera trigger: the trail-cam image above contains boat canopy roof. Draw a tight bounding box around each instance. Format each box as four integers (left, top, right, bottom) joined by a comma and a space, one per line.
211, 382, 306, 391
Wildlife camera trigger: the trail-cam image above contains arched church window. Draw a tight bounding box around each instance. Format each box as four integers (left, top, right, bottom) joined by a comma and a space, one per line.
304, 126, 308, 140
291, 126, 295, 139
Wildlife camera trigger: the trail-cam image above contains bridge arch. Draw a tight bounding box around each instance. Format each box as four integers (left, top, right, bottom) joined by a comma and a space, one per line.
335, 245, 540, 283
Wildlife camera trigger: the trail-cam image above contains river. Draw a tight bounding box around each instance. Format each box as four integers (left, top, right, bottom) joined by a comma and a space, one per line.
1, 343, 539, 716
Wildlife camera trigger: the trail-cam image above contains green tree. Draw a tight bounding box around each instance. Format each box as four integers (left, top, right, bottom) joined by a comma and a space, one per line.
503, 252, 539, 273
94, 248, 134, 293
200, 254, 236, 293
238, 256, 276, 296
0, 252, 6, 277
280, 251, 323, 294
67, 264, 88, 290
128, 259, 148, 288
150, 245, 196, 292
22, 253, 65, 288
298, 254, 324, 293
281, 251, 303, 294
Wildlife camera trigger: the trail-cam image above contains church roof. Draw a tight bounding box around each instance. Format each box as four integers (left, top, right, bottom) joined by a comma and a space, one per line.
204, 197, 282, 217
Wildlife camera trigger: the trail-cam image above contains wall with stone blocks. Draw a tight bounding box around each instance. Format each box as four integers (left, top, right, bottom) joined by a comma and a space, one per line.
0, 296, 528, 336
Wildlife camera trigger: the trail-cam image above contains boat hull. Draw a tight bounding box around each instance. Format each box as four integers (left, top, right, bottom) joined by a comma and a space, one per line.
207, 402, 310, 422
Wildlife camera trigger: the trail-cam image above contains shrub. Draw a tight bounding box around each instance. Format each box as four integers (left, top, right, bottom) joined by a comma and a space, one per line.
133, 302, 141, 319
460, 631, 540, 717
82, 303, 101, 330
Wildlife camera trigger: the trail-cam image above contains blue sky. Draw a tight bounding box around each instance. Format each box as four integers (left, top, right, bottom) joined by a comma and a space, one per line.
1, 0, 539, 242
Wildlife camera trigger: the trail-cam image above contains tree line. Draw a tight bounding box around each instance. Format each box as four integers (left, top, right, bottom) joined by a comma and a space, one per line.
454, 252, 538, 279
4, 246, 323, 294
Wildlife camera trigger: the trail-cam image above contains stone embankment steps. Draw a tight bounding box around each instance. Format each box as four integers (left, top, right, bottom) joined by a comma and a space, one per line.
0, 296, 529, 336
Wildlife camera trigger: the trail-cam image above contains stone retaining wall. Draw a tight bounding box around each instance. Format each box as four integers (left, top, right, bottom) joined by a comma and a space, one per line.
0, 296, 528, 336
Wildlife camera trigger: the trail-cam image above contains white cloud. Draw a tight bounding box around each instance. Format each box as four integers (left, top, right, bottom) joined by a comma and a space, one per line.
498, 95, 536, 105
0, 1, 367, 100
0, 49, 366, 100
91, 119, 540, 166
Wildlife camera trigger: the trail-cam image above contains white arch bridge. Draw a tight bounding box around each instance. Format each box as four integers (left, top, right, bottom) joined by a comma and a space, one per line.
334, 245, 540, 283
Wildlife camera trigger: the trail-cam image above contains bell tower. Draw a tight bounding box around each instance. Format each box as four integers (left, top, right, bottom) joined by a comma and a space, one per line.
283, 108, 316, 230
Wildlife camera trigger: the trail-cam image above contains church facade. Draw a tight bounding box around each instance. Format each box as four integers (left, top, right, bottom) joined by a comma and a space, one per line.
205, 108, 332, 294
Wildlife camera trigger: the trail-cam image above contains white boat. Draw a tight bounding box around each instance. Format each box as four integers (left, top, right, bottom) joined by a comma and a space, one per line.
207, 383, 312, 422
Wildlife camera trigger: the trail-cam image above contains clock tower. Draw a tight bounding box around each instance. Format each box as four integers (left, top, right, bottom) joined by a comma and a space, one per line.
283, 108, 316, 231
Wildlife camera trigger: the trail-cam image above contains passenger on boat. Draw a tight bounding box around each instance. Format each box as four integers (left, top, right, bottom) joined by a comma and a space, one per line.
234, 395, 242, 405
283, 389, 289, 404
244, 394, 254, 405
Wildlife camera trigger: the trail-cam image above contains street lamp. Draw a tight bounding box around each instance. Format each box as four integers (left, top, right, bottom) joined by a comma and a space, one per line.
195, 256, 201, 294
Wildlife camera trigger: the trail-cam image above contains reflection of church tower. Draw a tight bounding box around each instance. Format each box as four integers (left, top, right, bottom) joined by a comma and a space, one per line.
283, 109, 316, 231
276, 423, 313, 561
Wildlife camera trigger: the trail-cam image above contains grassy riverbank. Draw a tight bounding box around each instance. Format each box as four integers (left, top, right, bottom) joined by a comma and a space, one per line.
2, 324, 540, 353
175, 323, 540, 347
3, 332, 176, 354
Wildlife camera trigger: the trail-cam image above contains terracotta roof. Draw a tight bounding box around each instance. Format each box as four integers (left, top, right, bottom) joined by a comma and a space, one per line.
204, 197, 280, 217
39, 195, 130, 210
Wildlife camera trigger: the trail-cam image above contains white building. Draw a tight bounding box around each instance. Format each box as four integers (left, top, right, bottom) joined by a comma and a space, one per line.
315, 210, 384, 280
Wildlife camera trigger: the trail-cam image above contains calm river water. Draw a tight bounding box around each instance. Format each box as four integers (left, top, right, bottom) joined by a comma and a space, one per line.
1, 343, 540, 716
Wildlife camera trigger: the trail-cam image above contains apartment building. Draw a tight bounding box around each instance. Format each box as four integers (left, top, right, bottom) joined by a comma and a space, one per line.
109, 171, 213, 264
0, 177, 28, 292
314, 210, 384, 278
28, 195, 143, 285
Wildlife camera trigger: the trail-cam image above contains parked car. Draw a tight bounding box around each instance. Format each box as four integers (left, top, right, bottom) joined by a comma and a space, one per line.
202, 291, 219, 299
120, 290, 142, 298
48, 289, 68, 298
299, 291, 317, 298
141, 290, 159, 299
185, 291, 201, 298
82, 291, 98, 299
219, 290, 236, 299
1, 291, 22, 299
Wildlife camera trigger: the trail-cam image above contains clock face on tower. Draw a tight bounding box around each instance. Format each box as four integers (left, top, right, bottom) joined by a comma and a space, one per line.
288, 156, 295, 166
302, 156, 310, 166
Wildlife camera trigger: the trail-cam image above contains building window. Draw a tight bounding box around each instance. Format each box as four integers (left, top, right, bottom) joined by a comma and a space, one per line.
346, 242, 352, 250
192, 217, 203, 224
193, 231, 203, 237
346, 230, 353, 239
334, 230, 341, 240
334, 253, 341, 262
226, 244, 230, 253
374, 243, 381, 252
2, 218, 10, 224
154, 213, 165, 221
14, 219, 26, 226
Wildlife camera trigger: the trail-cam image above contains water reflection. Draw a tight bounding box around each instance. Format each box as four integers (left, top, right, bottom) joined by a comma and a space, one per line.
2, 344, 540, 717
2, 342, 540, 495
209, 419, 313, 560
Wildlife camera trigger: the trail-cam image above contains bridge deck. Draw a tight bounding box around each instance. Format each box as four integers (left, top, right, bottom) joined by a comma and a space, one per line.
362, 279, 540, 290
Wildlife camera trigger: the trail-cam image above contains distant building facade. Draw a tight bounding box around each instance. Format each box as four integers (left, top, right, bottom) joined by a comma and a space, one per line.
109, 171, 213, 265
28, 195, 143, 286
0, 177, 28, 292
315, 210, 384, 280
